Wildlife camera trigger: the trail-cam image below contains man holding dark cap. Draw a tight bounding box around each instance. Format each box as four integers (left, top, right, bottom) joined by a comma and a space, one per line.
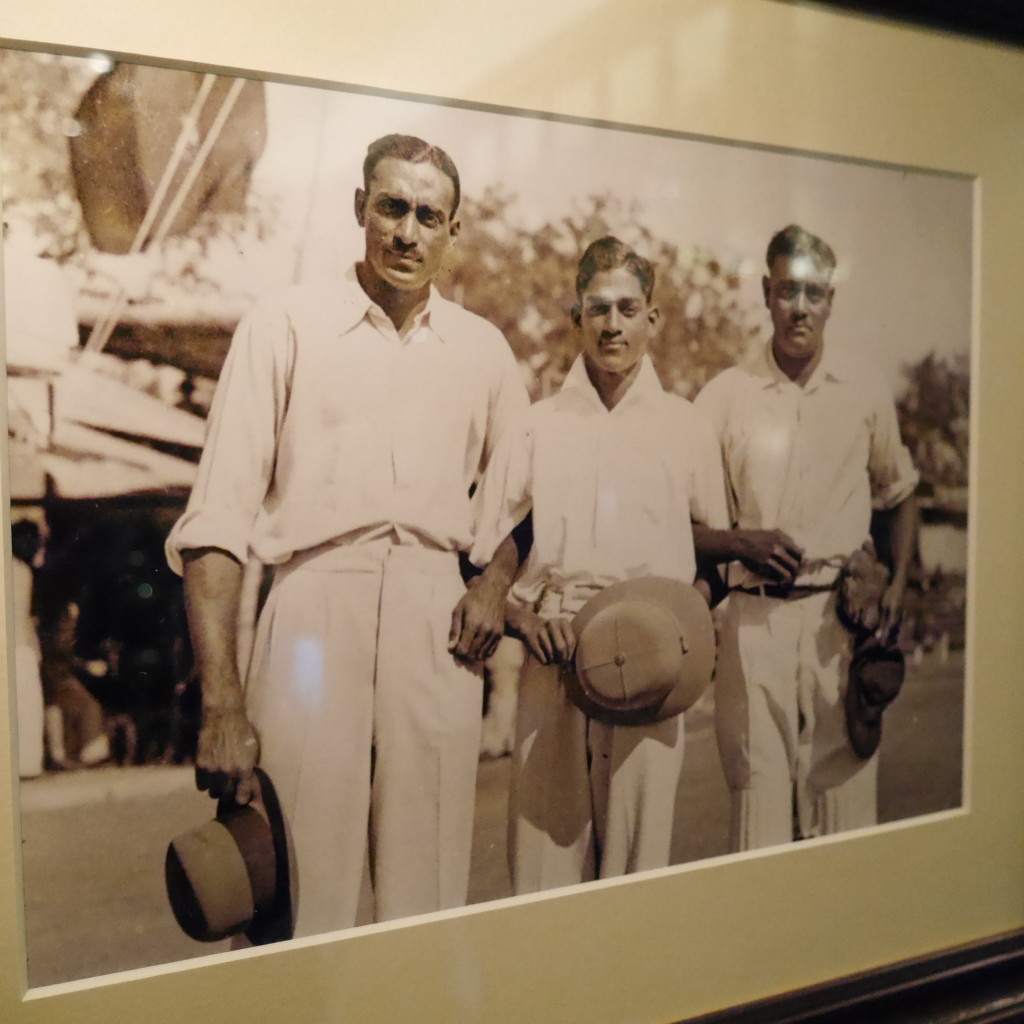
464, 236, 728, 892
693, 224, 919, 852
167, 134, 528, 936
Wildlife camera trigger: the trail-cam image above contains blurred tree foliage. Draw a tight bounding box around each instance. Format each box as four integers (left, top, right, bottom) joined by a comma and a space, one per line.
440, 189, 761, 401
896, 352, 970, 492
3, 51, 971, 502
0, 49, 94, 257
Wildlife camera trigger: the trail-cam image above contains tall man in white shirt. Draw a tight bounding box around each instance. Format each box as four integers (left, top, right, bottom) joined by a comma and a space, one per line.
693, 224, 918, 852
463, 237, 728, 891
166, 134, 528, 937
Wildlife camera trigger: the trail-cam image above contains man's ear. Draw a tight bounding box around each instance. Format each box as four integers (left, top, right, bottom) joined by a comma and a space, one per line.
570, 304, 582, 328
647, 305, 661, 332
762, 275, 771, 306
354, 188, 367, 227
448, 216, 461, 242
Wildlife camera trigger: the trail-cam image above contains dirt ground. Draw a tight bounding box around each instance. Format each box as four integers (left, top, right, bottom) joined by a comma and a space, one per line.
15, 649, 964, 989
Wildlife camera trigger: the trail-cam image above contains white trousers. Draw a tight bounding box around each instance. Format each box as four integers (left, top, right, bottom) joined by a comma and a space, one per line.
245, 542, 483, 936
715, 591, 877, 852
509, 655, 685, 894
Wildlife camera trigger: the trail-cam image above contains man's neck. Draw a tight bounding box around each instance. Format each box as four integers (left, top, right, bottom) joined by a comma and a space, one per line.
356, 262, 430, 338
772, 337, 823, 388
584, 356, 642, 411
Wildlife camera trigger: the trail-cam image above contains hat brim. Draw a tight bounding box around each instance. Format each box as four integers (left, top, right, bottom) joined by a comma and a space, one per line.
845, 643, 905, 760
564, 577, 716, 726
244, 767, 296, 945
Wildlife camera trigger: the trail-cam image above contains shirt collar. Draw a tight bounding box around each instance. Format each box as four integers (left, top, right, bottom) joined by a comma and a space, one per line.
755, 338, 853, 391
561, 352, 665, 410
337, 264, 442, 340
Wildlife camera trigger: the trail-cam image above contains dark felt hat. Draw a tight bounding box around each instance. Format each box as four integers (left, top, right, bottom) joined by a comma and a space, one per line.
165, 767, 296, 945
562, 577, 716, 727
845, 641, 906, 759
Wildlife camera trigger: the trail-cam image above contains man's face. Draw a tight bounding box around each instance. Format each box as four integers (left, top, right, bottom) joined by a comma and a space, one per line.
575, 267, 659, 378
763, 253, 835, 368
355, 157, 459, 293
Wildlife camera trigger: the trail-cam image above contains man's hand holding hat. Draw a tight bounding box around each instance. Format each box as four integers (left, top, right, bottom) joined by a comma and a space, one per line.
196, 687, 260, 806
506, 604, 576, 666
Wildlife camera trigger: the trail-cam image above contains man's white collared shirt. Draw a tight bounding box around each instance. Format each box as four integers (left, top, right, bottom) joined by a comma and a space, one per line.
694, 340, 919, 587
167, 267, 528, 571
471, 354, 728, 608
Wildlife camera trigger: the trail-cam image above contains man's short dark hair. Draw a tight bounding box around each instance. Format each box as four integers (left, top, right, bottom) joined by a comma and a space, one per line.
362, 134, 461, 218
766, 224, 837, 276
574, 236, 656, 309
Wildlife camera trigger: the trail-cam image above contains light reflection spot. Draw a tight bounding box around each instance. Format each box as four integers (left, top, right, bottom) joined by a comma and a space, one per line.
293, 637, 324, 707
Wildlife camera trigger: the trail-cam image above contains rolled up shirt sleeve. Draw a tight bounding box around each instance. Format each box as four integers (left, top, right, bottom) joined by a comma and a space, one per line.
692, 372, 740, 528
469, 412, 533, 569
688, 407, 731, 531
481, 343, 531, 482
868, 380, 920, 511
165, 300, 293, 575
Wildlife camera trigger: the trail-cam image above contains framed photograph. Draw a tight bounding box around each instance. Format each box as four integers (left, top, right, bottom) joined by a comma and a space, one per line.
1, 2, 1021, 1021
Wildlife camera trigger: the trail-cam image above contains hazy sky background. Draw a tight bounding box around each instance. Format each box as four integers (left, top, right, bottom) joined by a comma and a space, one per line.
253, 80, 974, 391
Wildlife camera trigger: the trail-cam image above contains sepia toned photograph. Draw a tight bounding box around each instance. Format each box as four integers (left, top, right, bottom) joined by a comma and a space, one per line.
2, 45, 972, 988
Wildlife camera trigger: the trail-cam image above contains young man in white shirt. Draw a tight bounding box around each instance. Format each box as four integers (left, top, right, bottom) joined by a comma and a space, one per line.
463, 236, 728, 892
167, 134, 529, 937
693, 224, 919, 852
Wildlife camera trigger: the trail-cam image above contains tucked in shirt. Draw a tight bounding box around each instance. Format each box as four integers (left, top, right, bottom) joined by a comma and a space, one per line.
694, 340, 919, 588
470, 353, 729, 608
167, 267, 529, 573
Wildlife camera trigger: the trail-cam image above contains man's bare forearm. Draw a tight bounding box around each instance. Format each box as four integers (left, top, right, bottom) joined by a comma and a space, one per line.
182, 548, 259, 802
887, 493, 919, 592
692, 523, 804, 583
870, 492, 919, 641
182, 547, 246, 711
692, 524, 743, 565
471, 532, 521, 596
